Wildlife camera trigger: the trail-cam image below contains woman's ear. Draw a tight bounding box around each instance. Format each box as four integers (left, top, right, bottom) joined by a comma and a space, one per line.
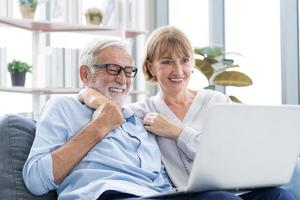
146, 60, 155, 76
79, 65, 91, 86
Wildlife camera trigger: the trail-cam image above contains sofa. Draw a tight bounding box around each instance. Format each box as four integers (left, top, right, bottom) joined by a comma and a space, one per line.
0, 114, 299, 200
0, 115, 57, 200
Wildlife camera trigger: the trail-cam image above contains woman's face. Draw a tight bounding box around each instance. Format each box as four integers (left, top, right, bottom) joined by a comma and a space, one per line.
149, 53, 193, 95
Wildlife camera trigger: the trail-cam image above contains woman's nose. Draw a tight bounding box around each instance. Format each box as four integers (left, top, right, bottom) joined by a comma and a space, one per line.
173, 62, 184, 74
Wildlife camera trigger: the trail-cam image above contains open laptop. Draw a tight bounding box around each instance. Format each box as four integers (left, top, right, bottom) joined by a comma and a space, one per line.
144, 104, 300, 198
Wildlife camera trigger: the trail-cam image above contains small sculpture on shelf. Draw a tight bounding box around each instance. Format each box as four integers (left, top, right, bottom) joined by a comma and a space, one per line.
18, 0, 38, 19
8, 59, 32, 87
84, 7, 103, 25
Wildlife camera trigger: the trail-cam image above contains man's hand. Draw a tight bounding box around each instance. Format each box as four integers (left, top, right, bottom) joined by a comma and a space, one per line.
92, 101, 124, 138
143, 112, 183, 140
78, 88, 109, 109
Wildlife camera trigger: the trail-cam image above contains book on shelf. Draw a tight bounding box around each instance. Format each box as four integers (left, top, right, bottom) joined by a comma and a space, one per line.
66, 48, 83, 89
0, 47, 7, 88
50, 0, 80, 24
102, 0, 118, 27
44, 47, 80, 89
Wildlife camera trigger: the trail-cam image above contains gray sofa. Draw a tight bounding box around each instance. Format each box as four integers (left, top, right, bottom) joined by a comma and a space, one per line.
0, 114, 299, 200
0, 115, 57, 200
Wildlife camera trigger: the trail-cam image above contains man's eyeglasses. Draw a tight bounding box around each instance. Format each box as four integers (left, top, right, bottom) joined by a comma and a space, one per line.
93, 64, 138, 78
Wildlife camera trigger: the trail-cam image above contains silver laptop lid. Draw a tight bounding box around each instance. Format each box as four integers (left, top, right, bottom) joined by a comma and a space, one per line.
188, 104, 300, 192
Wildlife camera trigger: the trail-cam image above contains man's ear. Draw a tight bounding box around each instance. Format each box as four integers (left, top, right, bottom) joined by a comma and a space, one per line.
80, 65, 91, 85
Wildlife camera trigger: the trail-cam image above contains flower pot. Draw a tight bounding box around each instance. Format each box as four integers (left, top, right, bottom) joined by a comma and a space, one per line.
10, 71, 26, 86
19, 4, 36, 19
85, 15, 102, 25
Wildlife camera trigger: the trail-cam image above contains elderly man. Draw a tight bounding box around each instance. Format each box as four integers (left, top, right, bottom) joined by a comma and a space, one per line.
22, 38, 271, 200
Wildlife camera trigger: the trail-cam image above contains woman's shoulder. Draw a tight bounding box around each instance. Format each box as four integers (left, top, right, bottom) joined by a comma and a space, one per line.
196, 88, 231, 103
126, 95, 160, 118
126, 99, 151, 118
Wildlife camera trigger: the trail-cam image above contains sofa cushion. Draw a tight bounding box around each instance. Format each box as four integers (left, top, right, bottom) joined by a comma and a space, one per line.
0, 114, 57, 200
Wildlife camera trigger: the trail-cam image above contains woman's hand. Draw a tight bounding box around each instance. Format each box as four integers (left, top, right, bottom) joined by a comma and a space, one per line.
143, 112, 183, 140
77, 88, 109, 109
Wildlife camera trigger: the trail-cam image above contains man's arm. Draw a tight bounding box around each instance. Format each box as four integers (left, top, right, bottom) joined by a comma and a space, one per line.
77, 87, 108, 109
52, 101, 123, 184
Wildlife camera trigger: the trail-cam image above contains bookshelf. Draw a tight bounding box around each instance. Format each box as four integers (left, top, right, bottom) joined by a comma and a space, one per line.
0, 1, 146, 118
0, 17, 145, 37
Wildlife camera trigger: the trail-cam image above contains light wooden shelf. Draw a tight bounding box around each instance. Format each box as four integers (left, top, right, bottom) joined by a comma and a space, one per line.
0, 17, 146, 38
0, 87, 145, 95
0, 87, 81, 94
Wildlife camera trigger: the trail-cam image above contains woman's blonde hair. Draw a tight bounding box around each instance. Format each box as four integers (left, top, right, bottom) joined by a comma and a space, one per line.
141, 26, 194, 82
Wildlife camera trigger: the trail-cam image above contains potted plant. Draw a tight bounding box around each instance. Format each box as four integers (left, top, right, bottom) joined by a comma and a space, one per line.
18, 0, 38, 19
84, 7, 103, 25
8, 59, 32, 86
194, 46, 253, 103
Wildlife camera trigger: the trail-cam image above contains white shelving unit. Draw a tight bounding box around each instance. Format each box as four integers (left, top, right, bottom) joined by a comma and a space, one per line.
0, 0, 146, 118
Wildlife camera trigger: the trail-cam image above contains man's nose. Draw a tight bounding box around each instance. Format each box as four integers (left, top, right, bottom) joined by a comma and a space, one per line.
116, 70, 127, 84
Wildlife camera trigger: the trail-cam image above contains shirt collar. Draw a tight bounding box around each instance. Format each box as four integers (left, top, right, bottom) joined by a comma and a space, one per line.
122, 108, 136, 125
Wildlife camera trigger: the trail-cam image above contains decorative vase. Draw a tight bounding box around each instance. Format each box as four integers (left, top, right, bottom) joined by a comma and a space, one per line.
85, 15, 102, 25
19, 4, 36, 19
10, 71, 26, 86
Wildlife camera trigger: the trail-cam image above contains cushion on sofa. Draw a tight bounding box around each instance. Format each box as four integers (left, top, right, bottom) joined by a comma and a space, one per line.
0, 114, 57, 200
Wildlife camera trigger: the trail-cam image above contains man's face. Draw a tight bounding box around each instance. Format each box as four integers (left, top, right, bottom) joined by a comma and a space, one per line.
87, 46, 134, 107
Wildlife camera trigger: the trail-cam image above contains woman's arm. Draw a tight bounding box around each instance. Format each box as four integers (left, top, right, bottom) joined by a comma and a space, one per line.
143, 112, 199, 160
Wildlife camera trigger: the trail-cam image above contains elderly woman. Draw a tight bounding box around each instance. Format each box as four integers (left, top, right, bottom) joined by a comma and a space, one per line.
78, 26, 295, 200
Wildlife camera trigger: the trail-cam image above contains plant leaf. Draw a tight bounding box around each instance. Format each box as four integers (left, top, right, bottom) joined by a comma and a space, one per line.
204, 85, 216, 90
194, 46, 223, 58
213, 71, 253, 87
194, 48, 205, 56
222, 59, 234, 65
222, 64, 240, 70
229, 95, 242, 103
194, 59, 214, 80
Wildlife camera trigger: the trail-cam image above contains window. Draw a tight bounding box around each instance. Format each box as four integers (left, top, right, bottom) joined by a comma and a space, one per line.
225, 0, 281, 104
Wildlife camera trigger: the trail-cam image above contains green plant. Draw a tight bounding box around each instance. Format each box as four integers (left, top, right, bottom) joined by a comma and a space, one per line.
18, 0, 38, 12
8, 59, 32, 74
84, 7, 103, 23
194, 46, 252, 103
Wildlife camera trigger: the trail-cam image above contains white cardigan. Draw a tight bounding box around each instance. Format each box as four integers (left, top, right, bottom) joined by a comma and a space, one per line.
127, 88, 231, 187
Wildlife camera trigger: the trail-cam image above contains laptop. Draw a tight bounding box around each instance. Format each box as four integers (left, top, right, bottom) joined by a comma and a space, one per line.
144, 103, 300, 198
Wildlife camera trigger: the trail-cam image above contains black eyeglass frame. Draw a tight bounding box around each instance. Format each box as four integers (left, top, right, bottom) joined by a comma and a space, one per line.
93, 63, 138, 78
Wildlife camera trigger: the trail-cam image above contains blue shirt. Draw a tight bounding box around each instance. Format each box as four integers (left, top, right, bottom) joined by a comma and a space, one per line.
22, 97, 172, 200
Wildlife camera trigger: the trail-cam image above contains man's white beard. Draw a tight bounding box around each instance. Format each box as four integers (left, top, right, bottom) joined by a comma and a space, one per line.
104, 83, 128, 108
105, 92, 127, 107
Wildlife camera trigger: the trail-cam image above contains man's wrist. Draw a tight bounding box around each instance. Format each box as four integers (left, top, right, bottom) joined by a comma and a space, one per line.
88, 120, 110, 141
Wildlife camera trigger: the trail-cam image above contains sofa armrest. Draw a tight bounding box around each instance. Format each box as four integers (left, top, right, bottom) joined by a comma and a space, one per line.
0, 114, 57, 200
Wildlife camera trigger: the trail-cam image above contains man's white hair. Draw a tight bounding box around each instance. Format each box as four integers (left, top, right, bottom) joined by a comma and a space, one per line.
79, 38, 130, 69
